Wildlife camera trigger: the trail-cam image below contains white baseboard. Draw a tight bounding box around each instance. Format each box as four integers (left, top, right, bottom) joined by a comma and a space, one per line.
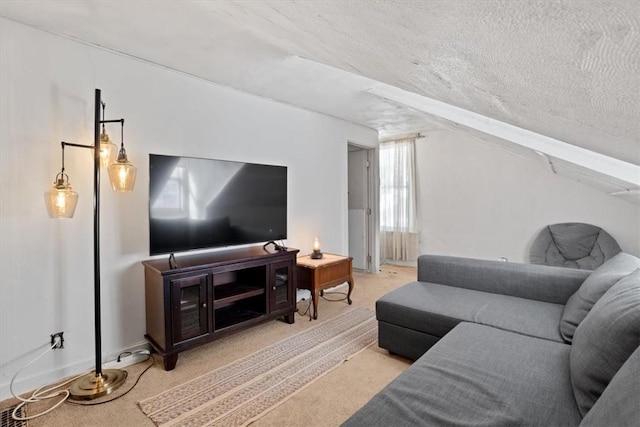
103, 349, 150, 370
102, 341, 151, 367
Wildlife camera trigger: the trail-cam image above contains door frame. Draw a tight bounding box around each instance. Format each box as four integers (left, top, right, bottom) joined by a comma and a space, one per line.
347, 143, 379, 273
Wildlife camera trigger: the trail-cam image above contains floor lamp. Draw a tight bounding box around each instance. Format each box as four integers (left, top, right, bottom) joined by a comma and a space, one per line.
44, 89, 137, 400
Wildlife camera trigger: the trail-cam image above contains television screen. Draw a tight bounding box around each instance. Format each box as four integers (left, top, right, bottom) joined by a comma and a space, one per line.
149, 154, 287, 255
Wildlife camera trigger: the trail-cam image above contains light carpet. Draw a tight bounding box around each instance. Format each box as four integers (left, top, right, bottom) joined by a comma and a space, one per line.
138, 307, 376, 426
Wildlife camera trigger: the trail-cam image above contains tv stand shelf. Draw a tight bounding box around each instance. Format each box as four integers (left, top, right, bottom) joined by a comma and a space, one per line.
215, 285, 264, 308
142, 246, 298, 370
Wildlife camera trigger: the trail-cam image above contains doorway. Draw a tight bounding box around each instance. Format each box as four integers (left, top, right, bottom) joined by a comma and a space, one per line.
347, 144, 377, 273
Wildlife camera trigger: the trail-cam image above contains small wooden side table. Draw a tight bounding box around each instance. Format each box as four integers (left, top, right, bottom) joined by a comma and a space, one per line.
297, 253, 354, 319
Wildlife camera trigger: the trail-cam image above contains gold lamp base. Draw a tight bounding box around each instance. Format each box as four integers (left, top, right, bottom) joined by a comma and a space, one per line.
69, 369, 127, 401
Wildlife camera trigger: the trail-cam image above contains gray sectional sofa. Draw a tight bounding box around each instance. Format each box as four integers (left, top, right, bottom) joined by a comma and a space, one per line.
343, 253, 640, 426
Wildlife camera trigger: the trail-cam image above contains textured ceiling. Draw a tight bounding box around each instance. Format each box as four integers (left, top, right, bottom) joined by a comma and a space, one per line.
1, 0, 639, 200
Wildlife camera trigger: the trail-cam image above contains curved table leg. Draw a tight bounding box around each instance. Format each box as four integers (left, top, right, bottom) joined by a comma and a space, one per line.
347, 276, 354, 305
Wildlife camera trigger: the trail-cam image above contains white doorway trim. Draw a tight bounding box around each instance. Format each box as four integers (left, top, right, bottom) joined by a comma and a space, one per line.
347, 143, 379, 273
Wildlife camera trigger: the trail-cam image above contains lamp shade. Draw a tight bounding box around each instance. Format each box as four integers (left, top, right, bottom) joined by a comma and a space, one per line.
99, 130, 116, 169
108, 157, 136, 192
44, 178, 78, 218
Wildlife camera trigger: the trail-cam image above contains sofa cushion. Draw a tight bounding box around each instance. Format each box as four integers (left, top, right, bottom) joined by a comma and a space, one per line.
377, 281, 565, 343
343, 322, 582, 427
580, 345, 640, 427
570, 269, 640, 417
560, 252, 640, 342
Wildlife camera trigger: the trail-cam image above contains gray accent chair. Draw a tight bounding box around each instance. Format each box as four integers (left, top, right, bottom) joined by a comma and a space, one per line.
343, 253, 640, 426
529, 222, 621, 270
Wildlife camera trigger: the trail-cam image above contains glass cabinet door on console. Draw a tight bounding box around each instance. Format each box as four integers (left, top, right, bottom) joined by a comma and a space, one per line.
170, 274, 209, 344
270, 260, 293, 313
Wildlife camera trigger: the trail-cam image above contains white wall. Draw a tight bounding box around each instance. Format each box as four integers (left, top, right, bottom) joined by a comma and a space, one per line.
0, 18, 377, 398
415, 130, 640, 262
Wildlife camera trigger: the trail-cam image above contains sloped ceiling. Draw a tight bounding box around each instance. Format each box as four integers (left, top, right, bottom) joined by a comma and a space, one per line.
1, 0, 639, 202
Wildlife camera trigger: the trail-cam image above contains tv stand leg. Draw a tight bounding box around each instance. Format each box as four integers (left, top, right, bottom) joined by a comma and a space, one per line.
285, 312, 295, 324
164, 354, 178, 371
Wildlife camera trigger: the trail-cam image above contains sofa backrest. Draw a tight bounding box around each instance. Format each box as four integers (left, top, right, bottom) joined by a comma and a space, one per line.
579, 344, 640, 426
570, 268, 640, 418
560, 252, 640, 342
417, 255, 591, 305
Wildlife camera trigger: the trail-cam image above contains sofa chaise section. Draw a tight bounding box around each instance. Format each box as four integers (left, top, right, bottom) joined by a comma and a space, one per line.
344, 322, 583, 427
377, 255, 590, 360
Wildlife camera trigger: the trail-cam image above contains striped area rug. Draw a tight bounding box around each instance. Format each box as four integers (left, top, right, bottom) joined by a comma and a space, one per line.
138, 307, 376, 426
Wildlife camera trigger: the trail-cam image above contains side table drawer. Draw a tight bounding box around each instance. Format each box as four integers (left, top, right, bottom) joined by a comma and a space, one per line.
318, 261, 351, 285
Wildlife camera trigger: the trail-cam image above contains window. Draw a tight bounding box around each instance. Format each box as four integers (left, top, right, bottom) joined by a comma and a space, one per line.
379, 138, 417, 232
379, 137, 419, 261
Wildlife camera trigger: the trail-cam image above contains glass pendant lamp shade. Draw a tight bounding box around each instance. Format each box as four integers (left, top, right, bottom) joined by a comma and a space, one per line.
99, 130, 116, 169
108, 147, 136, 192
44, 174, 78, 218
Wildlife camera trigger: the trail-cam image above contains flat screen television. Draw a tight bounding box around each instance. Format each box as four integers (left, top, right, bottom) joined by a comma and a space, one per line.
149, 154, 287, 255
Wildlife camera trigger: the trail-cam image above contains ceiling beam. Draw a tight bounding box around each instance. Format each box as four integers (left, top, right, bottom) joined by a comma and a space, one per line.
368, 84, 640, 187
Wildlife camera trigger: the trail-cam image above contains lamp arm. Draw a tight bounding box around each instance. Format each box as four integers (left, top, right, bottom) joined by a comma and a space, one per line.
100, 119, 125, 152
61, 141, 93, 150
100, 118, 124, 125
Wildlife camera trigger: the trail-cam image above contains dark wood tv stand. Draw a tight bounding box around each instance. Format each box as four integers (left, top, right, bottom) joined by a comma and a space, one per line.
142, 246, 299, 370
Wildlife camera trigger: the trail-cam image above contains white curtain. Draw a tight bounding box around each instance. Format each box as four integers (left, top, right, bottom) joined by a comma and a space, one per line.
380, 137, 419, 261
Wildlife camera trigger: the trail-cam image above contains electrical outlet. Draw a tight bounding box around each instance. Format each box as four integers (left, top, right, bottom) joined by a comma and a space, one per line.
103, 351, 150, 370
50, 331, 64, 349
